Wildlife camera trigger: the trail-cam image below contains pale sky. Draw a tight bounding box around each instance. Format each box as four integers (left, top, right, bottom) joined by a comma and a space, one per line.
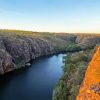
0, 0, 100, 33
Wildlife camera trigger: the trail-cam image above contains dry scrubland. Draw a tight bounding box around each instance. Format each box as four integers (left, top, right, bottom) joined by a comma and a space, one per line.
0, 30, 100, 100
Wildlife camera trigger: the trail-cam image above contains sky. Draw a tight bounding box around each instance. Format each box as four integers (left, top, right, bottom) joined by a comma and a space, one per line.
0, 0, 100, 33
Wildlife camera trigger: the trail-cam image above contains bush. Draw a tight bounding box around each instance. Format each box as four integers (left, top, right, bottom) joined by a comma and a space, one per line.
66, 44, 81, 52
70, 53, 89, 63
52, 76, 69, 100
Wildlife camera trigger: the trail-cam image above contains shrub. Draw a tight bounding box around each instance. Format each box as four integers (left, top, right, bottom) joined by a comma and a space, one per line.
52, 76, 69, 100
53, 48, 94, 100
66, 44, 81, 52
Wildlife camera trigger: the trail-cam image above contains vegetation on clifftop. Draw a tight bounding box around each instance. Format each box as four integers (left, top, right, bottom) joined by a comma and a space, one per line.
53, 48, 94, 100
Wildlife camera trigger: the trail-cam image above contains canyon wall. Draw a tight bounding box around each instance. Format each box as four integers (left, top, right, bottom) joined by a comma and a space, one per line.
0, 30, 77, 74
77, 47, 100, 100
1, 30, 100, 75
0, 36, 55, 74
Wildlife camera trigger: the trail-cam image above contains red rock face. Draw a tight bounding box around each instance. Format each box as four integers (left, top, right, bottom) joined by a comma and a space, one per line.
77, 47, 100, 100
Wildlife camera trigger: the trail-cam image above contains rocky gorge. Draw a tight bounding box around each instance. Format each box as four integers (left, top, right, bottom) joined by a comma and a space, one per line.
1, 30, 100, 100
0, 34, 54, 74
52, 34, 100, 100
0, 31, 100, 75
0, 30, 77, 74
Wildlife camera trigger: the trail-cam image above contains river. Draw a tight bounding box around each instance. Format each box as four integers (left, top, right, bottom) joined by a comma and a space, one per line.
0, 54, 65, 100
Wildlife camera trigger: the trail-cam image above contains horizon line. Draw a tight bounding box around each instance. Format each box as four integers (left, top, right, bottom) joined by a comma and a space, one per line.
0, 28, 100, 34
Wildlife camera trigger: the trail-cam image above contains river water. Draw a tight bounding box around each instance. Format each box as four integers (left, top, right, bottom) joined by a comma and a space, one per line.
0, 54, 65, 100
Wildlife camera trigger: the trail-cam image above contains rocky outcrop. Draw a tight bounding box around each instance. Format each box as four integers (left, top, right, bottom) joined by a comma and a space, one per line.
0, 49, 15, 74
77, 47, 100, 100
0, 35, 55, 74
76, 35, 100, 49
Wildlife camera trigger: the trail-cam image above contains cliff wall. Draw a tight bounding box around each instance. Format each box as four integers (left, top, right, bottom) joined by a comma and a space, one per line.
1, 30, 100, 75
0, 30, 77, 74
77, 47, 100, 100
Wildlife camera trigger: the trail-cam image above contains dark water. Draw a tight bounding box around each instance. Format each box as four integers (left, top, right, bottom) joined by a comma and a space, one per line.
0, 54, 65, 100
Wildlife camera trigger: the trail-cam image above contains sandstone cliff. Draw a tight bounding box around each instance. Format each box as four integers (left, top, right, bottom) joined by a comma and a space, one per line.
77, 47, 100, 100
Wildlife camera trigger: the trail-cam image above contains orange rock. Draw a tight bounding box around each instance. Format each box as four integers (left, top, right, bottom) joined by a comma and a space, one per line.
76, 47, 100, 100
